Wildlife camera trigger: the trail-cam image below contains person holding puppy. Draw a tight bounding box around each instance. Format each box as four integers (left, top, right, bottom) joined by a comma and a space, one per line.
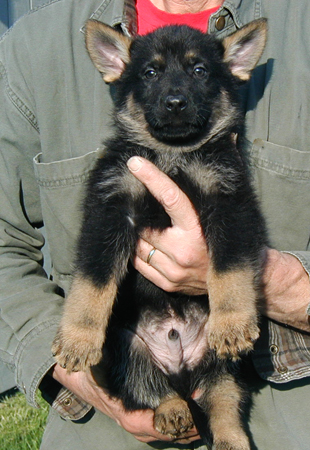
0, 0, 309, 449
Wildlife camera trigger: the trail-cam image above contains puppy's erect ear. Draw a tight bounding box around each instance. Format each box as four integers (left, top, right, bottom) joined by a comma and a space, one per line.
85, 20, 132, 83
223, 19, 267, 81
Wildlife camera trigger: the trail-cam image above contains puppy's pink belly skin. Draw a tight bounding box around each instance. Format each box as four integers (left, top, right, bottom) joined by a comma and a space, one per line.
133, 314, 209, 375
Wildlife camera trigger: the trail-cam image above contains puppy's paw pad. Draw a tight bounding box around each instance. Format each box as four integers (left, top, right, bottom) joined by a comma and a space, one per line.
208, 317, 259, 359
154, 401, 193, 438
52, 330, 103, 372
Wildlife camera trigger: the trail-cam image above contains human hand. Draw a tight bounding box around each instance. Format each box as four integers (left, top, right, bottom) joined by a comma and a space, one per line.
262, 248, 310, 331
127, 157, 310, 331
52, 364, 200, 444
127, 156, 209, 295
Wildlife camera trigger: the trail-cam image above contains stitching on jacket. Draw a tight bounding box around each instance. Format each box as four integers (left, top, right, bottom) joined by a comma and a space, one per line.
251, 155, 310, 179
36, 171, 91, 188
0, 61, 39, 132
254, 0, 262, 20
89, 0, 112, 20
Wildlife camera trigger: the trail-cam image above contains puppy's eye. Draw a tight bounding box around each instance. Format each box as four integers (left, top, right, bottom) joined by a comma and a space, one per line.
193, 66, 208, 78
144, 69, 157, 79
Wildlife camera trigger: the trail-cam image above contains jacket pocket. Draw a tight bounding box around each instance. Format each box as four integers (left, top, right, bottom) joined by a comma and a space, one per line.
249, 139, 310, 251
33, 150, 100, 292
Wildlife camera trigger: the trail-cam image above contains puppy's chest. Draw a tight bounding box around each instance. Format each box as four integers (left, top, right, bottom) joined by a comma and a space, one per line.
97, 149, 243, 233
116, 152, 240, 205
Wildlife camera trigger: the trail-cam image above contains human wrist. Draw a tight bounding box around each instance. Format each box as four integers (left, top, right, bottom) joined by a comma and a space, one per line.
51, 363, 119, 418
51, 363, 92, 399
262, 249, 310, 331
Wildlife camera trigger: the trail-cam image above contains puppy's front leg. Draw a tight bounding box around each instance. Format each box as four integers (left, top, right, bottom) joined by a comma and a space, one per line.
203, 188, 266, 359
52, 179, 138, 372
207, 265, 260, 359
52, 274, 117, 372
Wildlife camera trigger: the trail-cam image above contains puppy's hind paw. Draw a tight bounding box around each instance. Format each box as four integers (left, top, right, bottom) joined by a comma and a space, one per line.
154, 398, 194, 438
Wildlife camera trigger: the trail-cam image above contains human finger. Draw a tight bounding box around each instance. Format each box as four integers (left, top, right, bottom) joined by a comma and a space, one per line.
127, 156, 200, 230
117, 409, 173, 443
138, 227, 208, 290
139, 226, 207, 269
135, 237, 182, 278
134, 255, 208, 294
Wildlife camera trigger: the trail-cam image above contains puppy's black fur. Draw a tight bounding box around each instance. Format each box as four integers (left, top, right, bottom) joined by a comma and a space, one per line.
53, 21, 268, 449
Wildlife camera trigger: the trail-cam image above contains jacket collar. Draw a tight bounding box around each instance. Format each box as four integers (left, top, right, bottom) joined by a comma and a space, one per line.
83, 0, 137, 36
83, 0, 261, 38
209, 0, 262, 36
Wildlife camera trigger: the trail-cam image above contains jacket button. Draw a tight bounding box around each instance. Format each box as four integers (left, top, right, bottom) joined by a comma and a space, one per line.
269, 344, 279, 354
277, 366, 288, 374
63, 397, 72, 407
215, 16, 225, 31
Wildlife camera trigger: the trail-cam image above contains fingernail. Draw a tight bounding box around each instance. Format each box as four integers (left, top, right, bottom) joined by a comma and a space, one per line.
127, 156, 143, 172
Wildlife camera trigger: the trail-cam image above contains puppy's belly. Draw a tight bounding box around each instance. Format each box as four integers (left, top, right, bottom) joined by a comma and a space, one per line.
132, 311, 209, 375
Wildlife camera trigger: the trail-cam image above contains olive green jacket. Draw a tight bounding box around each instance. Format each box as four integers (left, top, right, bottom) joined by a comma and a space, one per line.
0, 0, 309, 416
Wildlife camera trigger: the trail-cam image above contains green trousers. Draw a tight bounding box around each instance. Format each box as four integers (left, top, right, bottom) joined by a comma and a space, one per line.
40, 370, 310, 450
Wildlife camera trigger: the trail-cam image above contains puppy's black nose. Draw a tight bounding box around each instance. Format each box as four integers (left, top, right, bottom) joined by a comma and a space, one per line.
165, 95, 188, 112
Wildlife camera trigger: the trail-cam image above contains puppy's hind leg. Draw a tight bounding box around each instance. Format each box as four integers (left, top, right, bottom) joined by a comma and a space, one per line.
197, 374, 250, 450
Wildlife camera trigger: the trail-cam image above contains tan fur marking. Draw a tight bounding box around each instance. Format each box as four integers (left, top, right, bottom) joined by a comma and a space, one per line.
208, 375, 250, 450
102, 73, 122, 83
52, 275, 117, 372
120, 169, 146, 200
186, 163, 222, 195
186, 160, 241, 196
184, 50, 199, 60
154, 395, 194, 438
118, 92, 236, 153
206, 89, 239, 142
97, 165, 146, 203
207, 266, 260, 358
153, 54, 165, 65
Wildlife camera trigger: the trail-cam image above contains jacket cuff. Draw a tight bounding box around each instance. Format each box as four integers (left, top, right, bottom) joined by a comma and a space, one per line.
15, 319, 60, 408
253, 317, 310, 383
15, 318, 93, 421
49, 386, 92, 420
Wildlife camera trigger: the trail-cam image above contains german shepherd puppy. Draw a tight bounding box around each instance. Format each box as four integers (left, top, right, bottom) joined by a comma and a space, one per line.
52, 20, 268, 449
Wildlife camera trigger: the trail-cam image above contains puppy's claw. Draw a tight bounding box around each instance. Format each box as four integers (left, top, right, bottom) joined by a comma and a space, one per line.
208, 314, 259, 359
154, 398, 193, 438
52, 329, 103, 372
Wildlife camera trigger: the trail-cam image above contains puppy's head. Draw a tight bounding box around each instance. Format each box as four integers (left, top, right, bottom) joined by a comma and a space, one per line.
85, 20, 267, 149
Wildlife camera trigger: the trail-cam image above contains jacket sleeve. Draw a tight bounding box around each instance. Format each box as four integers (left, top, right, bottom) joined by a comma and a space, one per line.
0, 31, 63, 409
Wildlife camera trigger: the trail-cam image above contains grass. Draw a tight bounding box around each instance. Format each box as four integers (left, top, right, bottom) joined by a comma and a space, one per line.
0, 389, 49, 450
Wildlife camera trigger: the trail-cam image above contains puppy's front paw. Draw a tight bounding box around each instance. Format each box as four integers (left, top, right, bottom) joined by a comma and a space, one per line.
52, 326, 103, 372
208, 313, 259, 359
154, 398, 194, 438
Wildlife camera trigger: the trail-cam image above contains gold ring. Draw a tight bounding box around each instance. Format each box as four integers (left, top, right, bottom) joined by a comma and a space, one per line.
146, 247, 156, 265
